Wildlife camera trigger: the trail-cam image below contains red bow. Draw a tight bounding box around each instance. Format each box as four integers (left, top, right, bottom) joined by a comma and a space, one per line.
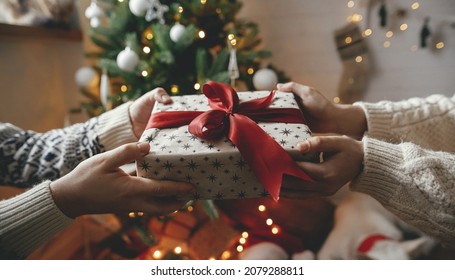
147, 81, 314, 200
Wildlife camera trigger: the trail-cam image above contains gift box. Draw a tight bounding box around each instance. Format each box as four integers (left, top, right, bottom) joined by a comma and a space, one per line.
136, 81, 317, 200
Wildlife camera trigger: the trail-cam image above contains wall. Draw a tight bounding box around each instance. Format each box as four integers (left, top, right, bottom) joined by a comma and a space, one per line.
239, 0, 455, 102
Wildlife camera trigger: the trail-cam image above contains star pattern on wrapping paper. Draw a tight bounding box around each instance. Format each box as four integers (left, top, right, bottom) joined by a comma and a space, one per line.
210, 159, 223, 170
237, 190, 246, 199
231, 174, 240, 182
279, 139, 288, 146
214, 191, 224, 200
235, 159, 246, 170
145, 135, 155, 143
207, 174, 217, 182
186, 160, 199, 171
281, 128, 293, 136
162, 161, 175, 171
260, 190, 270, 197
140, 161, 151, 172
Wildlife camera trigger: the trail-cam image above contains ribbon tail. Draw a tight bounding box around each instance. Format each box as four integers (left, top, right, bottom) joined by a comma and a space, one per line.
229, 115, 314, 201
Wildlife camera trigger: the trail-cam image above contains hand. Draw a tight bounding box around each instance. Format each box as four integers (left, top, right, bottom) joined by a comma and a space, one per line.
50, 142, 194, 218
277, 82, 367, 139
129, 88, 172, 139
281, 135, 364, 199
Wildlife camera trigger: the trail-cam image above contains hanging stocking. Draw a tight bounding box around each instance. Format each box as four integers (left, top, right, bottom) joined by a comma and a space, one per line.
333, 22, 372, 104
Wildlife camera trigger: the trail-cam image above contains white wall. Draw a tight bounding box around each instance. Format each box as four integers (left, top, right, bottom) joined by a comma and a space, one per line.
239, 0, 455, 102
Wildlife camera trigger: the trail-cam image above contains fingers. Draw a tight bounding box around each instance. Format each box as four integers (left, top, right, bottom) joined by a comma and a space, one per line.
133, 177, 195, 197
102, 142, 150, 169
277, 82, 313, 96
297, 135, 351, 154
151, 87, 172, 104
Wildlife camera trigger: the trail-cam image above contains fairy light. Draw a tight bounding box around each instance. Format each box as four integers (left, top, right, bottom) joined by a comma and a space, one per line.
145, 31, 154, 40
436, 42, 445, 49
333, 96, 341, 104
194, 82, 201, 90
239, 237, 246, 244
143, 46, 151, 53
266, 218, 273, 226
120, 85, 128, 92
137, 212, 144, 216
236, 245, 244, 253
221, 251, 231, 260
141, 70, 149, 77
153, 250, 162, 259
347, 1, 355, 8
128, 212, 136, 218
363, 28, 372, 37
198, 30, 206, 39
345, 36, 352, 44
242, 232, 249, 238
201, 0, 207, 4
258, 205, 266, 212
174, 246, 182, 254
411, 2, 420, 10
271, 226, 279, 235
355, 55, 363, 63
386, 31, 394, 38
383, 41, 391, 48
171, 84, 179, 94
247, 67, 254, 75
351, 13, 363, 22
400, 24, 408, 31
187, 205, 194, 212
178, 6, 183, 13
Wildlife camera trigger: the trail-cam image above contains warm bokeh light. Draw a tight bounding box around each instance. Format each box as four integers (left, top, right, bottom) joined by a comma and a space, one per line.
198, 30, 206, 39
153, 250, 162, 259
436, 42, 445, 49
384, 41, 391, 48
258, 205, 266, 212
363, 28, 372, 37
386, 31, 394, 38
174, 246, 182, 254
355, 55, 363, 63
141, 70, 148, 77
242, 232, 249, 238
171, 85, 179, 94
347, 1, 355, 8
143, 46, 151, 53
345, 36, 352, 44
266, 218, 273, 226
120, 85, 128, 92
237, 245, 244, 252
247, 67, 254, 75
400, 23, 408, 31
271, 226, 279, 234
194, 83, 201, 90
411, 2, 420, 10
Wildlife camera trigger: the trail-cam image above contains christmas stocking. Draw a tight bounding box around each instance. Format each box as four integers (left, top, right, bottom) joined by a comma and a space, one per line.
333, 22, 372, 104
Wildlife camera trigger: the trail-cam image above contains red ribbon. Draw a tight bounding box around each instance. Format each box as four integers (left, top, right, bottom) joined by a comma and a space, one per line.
146, 81, 314, 200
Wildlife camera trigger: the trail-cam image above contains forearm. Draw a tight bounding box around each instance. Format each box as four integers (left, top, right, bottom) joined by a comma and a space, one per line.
351, 137, 455, 247
0, 102, 136, 187
0, 181, 73, 259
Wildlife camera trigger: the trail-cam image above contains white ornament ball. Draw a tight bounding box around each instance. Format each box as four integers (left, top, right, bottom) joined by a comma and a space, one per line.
116, 47, 139, 72
170, 23, 186, 42
75, 66, 96, 88
253, 68, 278, 90
85, 2, 103, 19
129, 0, 150, 17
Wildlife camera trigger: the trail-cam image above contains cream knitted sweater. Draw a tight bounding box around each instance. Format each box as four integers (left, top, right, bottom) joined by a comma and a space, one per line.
353, 94, 455, 247
0, 102, 137, 259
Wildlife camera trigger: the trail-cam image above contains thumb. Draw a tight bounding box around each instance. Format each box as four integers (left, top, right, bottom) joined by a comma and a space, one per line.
102, 142, 150, 169
297, 136, 347, 154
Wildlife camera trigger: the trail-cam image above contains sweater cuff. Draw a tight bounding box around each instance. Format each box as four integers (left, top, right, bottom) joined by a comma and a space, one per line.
353, 101, 394, 140
97, 102, 138, 151
350, 137, 409, 205
0, 181, 73, 258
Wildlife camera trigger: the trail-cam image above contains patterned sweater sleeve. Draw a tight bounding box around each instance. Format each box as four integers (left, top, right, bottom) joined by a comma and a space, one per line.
0, 102, 136, 187
351, 94, 455, 247
0, 102, 137, 258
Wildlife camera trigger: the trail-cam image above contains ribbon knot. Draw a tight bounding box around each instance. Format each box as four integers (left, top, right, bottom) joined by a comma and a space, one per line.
146, 81, 314, 200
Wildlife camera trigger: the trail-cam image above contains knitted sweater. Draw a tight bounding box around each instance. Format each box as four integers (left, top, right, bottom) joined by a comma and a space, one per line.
0, 102, 137, 259
353, 94, 455, 247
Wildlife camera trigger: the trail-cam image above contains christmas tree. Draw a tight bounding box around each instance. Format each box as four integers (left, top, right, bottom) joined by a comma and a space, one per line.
80, 0, 290, 116
76, 0, 291, 259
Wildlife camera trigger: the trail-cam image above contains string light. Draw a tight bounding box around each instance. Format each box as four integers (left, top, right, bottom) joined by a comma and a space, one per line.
143, 46, 151, 53
347, 1, 355, 8
171, 84, 179, 94
194, 82, 201, 90
355, 55, 363, 63
386, 31, 394, 38
201, 0, 207, 4
239, 237, 246, 244
128, 212, 136, 218
198, 30, 206, 39
400, 23, 408, 31
221, 251, 231, 260
141, 70, 149, 77
266, 218, 273, 226
411, 2, 420, 10
383, 41, 391, 48
271, 226, 279, 235
435, 42, 445, 49
333, 96, 341, 104
174, 246, 182, 254
120, 85, 128, 92
247, 67, 254, 75
363, 28, 372, 37
236, 245, 244, 253
242, 232, 249, 238
145, 32, 154, 40
153, 250, 162, 259
345, 36, 352, 44
178, 6, 183, 13
258, 205, 266, 212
